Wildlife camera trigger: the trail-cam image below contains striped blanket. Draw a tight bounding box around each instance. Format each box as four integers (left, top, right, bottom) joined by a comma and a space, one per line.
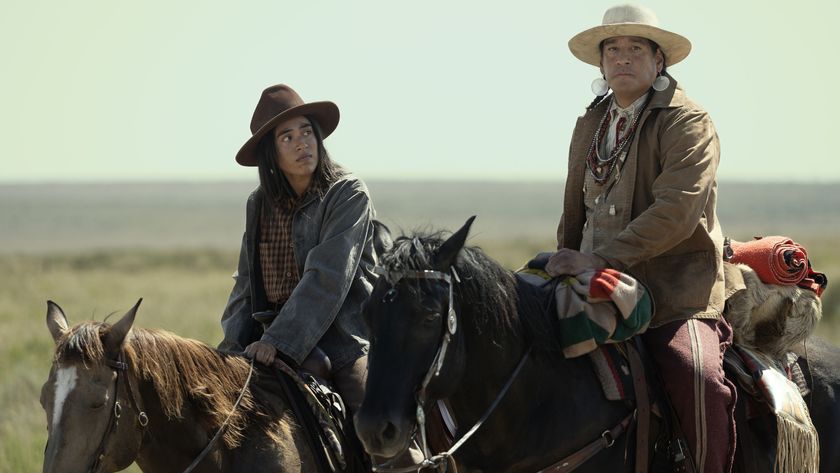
554, 269, 652, 358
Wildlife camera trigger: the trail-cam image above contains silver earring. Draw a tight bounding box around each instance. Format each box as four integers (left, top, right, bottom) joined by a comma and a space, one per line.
652, 74, 670, 92
591, 77, 609, 96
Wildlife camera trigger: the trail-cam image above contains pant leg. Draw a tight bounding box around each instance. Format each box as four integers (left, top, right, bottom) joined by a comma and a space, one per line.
642, 318, 737, 473
332, 355, 368, 416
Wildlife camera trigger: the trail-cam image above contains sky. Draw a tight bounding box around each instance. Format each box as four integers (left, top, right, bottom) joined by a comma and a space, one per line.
2, 0, 839, 183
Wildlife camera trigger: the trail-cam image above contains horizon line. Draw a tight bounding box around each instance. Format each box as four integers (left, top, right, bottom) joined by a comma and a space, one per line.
1, 177, 839, 185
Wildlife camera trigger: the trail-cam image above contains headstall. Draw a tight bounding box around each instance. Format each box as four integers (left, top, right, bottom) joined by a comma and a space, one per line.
369, 264, 630, 472
371, 265, 530, 473
87, 352, 148, 473
86, 352, 253, 473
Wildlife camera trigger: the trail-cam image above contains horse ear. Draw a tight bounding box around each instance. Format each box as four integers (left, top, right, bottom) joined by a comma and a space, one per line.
103, 299, 142, 354
372, 220, 393, 257
46, 301, 69, 344
434, 216, 476, 270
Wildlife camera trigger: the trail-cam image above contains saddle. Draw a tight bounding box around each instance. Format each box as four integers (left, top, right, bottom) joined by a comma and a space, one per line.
516, 253, 822, 473
251, 311, 369, 473
587, 274, 821, 473
589, 339, 818, 473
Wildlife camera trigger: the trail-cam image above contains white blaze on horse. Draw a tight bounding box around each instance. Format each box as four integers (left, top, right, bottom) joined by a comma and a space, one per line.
40, 299, 319, 473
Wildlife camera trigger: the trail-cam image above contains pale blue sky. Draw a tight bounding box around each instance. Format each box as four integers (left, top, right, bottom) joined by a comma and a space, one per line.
2, 0, 838, 182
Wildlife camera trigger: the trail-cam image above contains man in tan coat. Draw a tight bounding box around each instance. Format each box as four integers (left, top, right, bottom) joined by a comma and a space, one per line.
547, 5, 736, 473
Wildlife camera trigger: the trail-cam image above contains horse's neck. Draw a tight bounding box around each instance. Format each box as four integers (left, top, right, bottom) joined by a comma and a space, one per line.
451, 309, 527, 419
133, 381, 225, 472
448, 328, 631, 471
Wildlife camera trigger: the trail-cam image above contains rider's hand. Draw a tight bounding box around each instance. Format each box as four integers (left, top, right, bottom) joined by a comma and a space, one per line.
546, 249, 608, 277
244, 340, 277, 366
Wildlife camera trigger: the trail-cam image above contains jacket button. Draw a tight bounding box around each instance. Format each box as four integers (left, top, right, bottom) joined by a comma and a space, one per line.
285, 272, 292, 277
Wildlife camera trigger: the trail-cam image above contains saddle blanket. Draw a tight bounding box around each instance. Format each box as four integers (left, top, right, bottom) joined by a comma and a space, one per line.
588, 343, 635, 402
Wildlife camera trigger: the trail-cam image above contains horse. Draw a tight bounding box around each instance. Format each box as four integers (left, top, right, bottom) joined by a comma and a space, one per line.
41, 299, 327, 473
354, 217, 840, 473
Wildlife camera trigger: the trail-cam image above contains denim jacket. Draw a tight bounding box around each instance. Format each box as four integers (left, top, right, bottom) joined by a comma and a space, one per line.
218, 175, 376, 369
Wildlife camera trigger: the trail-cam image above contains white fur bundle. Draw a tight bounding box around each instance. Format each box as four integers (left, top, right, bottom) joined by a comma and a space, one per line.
724, 263, 822, 360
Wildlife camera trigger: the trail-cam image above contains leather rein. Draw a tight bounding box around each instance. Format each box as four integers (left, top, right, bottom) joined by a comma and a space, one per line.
371, 265, 639, 473
86, 352, 254, 473
371, 266, 530, 473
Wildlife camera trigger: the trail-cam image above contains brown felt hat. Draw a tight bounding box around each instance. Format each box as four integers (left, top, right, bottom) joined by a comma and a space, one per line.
235, 84, 339, 167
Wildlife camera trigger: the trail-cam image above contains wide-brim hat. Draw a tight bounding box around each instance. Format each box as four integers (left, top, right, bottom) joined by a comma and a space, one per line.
235, 84, 339, 167
569, 4, 691, 67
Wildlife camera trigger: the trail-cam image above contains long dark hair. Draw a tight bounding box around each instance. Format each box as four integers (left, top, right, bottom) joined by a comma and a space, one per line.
256, 116, 344, 210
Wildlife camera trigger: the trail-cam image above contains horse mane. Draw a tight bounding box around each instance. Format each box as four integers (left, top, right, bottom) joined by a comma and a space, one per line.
55, 322, 284, 449
381, 231, 563, 352
381, 231, 521, 338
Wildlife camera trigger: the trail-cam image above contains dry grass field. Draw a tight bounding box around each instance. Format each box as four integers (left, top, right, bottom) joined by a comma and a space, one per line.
1, 180, 838, 472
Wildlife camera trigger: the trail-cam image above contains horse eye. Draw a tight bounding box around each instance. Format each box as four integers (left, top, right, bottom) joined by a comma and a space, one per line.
382, 288, 398, 303
424, 311, 441, 322
89, 394, 108, 410
90, 401, 107, 410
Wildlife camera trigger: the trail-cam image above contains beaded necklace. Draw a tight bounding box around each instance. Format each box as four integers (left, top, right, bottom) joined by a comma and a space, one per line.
584, 94, 652, 184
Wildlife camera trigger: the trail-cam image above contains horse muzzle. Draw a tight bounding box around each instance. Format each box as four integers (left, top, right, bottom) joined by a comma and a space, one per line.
354, 409, 414, 459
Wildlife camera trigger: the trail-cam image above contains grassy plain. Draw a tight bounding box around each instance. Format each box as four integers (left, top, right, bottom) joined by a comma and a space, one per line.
1, 181, 838, 472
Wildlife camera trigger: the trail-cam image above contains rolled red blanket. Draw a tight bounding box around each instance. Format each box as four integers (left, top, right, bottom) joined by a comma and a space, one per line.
729, 236, 809, 286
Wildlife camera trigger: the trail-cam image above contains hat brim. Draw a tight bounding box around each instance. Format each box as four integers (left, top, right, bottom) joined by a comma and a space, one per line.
235, 101, 340, 167
568, 23, 691, 67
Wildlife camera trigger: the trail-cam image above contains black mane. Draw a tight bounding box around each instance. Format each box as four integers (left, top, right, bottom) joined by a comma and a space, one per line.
381, 231, 561, 351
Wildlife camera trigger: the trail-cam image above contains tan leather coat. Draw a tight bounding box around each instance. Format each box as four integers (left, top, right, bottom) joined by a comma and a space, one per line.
558, 75, 725, 327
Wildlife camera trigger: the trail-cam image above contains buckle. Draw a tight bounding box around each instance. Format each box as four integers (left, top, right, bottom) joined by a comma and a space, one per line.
601, 429, 615, 448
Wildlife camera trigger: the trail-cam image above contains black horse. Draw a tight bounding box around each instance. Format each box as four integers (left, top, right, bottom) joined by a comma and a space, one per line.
355, 218, 840, 472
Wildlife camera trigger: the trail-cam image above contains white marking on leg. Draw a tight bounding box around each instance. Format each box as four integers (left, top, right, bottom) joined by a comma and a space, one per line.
53, 366, 78, 432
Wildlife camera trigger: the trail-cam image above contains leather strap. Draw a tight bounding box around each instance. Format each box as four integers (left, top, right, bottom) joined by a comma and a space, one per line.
538, 337, 651, 473
538, 410, 634, 473
627, 340, 650, 473
89, 361, 123, 473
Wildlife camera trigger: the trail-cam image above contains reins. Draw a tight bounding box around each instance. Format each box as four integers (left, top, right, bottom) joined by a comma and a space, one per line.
371, 266, 532, 473
371, 264, 640, 473
181, 358, 255, 473
89, 352, 254, 473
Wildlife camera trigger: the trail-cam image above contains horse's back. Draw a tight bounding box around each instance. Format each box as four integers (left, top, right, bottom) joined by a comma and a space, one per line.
794, 337, 840, 472
732, 336, 840, 473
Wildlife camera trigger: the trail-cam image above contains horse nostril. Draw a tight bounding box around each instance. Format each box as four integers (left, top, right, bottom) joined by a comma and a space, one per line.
381, 421, 397, 442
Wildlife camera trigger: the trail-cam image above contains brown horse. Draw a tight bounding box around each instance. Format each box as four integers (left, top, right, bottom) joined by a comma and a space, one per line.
40, 299, 320, 473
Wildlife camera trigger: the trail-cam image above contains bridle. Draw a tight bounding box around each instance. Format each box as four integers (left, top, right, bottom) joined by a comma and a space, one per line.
371, 265, 531, 473
87, 352, 149, 473
370, 264, 637, 473
85, 352, 254, 473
